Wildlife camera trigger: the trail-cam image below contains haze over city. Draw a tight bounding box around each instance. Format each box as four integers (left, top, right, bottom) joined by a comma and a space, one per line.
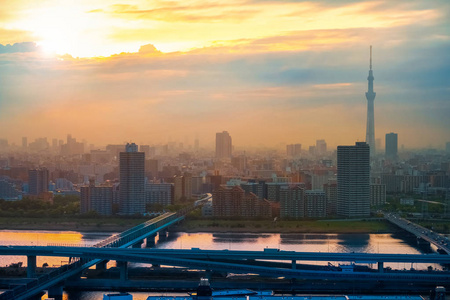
0, 0, 449, 149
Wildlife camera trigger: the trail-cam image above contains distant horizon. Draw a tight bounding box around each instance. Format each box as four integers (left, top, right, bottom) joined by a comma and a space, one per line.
1, 1, 449, 149
2, 134, 449, 153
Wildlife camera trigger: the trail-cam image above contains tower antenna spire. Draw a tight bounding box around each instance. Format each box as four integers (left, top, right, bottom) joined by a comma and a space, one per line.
370, 45, 372, 70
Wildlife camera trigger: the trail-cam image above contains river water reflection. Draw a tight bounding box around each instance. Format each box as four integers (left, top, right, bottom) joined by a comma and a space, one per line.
0, 230, 442, 299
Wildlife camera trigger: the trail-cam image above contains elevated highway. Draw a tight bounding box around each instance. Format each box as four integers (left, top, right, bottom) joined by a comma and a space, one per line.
1, 247, 450, 284
2, 246, 450, 264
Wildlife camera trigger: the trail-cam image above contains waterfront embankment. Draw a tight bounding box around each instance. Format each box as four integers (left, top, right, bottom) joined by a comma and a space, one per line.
0, 217, 396, 233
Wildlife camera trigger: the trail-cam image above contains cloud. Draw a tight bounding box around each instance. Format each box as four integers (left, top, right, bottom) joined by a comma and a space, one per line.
0, 0, 449, 148
1, 34, 448, 148
0, 42, 40, 54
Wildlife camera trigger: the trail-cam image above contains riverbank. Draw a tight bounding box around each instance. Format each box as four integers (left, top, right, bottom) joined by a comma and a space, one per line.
0, 217, 396, 234
0, 217, 143, 232
173, 219, 395, 233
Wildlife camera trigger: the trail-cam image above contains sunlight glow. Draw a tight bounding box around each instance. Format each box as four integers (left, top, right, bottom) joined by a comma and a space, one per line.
12, 3, 140, 57
4, 0, 439, 58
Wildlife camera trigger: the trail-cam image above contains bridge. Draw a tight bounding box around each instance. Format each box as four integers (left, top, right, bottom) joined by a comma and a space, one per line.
384, 213, 450, 254
0, 193, 211, 300
1, 246, 450, 286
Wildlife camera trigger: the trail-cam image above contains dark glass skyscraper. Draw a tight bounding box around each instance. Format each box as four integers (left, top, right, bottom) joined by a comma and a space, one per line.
385, 132, 398, 161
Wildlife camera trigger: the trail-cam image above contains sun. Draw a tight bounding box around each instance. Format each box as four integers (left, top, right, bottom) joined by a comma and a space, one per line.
11, 2, 138, 58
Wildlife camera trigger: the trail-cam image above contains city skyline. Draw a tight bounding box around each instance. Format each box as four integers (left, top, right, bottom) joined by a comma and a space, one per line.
0, 1, 449, 149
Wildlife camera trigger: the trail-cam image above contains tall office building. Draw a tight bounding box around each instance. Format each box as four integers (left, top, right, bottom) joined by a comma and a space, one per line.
385, 132, 398, 161
365, 46, 376, 156
337, 142, 370, 217
119, 143, 145, 215
215, 131, 232, 159
28, 168, 49, 196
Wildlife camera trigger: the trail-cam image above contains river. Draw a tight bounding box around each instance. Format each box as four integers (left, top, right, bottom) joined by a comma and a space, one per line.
0, 230, 442, 300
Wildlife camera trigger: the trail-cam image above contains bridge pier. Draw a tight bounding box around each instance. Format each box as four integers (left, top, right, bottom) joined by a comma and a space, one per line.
159, 230, 168, 241
378, 262, 384, 273
132, 241, 143, 248
27, 255, 37, 278
48, 284, 63, 300
96, 260, 108, 270
118, 261, 128, 281
292, 260, 296, 270
146, 235, 156, 247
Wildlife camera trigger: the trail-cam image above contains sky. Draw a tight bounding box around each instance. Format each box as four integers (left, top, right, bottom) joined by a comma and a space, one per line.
0, 0, 449, 150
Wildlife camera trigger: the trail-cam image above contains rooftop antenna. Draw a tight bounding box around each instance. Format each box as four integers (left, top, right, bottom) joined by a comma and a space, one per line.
370, 45, 372, 70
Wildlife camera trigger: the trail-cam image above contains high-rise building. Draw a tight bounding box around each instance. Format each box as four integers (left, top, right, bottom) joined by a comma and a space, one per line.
182, 173, 192, 200
140, 145, 151, 158
168, 174, 192, 202
212, 185, 271, 218
323, 180, 337, 216
232, 155, 247, 172
370, 183, 386, 207
119, 143, 145, 215
279, 184, 305, 219
446, 142, 450, 153
28, 168, 49, 196
215, 131, 232, 159
365, 46, 376, 156
80, 179, 113, 215
61, 134, 84, 156
145, 159, 159, 179
145, 182, 173, 207
241, 180, 267, 200
191, 176, 204, 195
385, 132, 398, 161
337, 142, 370, 217
316, 140, 327, 156
22, 137, 27, 149
0, 180, 21, 200
305, 190, 327, 218
286, 144, 301, 157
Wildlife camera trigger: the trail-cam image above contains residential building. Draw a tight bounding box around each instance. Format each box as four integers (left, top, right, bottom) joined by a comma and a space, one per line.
305, 190, 327, 218
337, 142, 370, 217
119, 143, 145, 214
28, 168, 49, 196
145, 182, 173, 207
279, 184, 305, 219
370, 183, 386, 206
80, 179, 112, 215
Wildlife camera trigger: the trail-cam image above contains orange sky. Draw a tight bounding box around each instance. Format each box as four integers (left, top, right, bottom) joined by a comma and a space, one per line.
0, 0, 449, 149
